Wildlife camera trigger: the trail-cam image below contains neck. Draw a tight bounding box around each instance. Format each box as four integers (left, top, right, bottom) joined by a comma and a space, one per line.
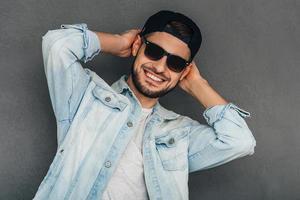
126, 75, 158, 109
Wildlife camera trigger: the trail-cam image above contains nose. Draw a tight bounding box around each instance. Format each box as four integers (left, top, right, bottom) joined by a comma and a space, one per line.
154, 55, 168, 73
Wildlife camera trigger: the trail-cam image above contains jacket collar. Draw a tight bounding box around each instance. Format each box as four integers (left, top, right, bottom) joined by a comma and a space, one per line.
111, 74, 180, 121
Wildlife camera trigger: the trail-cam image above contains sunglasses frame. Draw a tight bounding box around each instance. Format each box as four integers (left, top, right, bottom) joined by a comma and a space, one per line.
141, 36, 191, 73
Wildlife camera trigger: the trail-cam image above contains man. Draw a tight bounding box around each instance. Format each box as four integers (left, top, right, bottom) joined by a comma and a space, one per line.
33, 10, 256, 200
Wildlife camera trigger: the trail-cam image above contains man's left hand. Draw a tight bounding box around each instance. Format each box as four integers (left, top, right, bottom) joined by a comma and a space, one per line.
178, 61, 228, 108
178, 61, 208, 94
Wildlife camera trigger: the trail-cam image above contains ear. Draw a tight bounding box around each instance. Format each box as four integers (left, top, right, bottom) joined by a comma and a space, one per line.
131, 34, 143, 56
179, 64, 192, 81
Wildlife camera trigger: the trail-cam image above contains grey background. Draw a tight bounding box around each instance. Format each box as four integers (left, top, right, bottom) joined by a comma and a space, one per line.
0, 0, 299, 199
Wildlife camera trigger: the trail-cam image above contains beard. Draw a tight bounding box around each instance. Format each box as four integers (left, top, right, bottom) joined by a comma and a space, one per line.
130, 58, 179, 98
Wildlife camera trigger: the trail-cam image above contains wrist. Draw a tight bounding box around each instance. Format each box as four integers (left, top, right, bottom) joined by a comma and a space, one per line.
95, 32, 123, 55
190, 78, 228, 109
189, 77, 209, 97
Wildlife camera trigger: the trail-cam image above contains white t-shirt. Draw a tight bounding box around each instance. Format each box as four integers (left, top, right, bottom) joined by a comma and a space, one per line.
102, 107, 153, 200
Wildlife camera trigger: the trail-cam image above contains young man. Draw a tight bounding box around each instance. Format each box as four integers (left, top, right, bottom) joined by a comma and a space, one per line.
34, 10, 256, 200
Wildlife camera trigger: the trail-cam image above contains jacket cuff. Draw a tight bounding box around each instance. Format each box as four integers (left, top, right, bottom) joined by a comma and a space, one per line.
203, 102, 251, 126
60, 23, 101, 63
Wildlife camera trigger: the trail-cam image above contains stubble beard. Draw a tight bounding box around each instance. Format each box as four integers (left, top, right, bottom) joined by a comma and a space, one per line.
130, 58, 178, 99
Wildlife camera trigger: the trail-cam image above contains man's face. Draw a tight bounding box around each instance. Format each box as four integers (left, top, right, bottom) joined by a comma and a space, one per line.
129, 32, 191, 98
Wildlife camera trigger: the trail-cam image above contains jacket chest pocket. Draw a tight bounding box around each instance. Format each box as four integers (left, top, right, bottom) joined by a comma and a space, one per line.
155, 130, 189, 171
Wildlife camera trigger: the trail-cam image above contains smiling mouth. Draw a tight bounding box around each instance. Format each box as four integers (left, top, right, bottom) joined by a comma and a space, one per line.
143, 69, 166, 86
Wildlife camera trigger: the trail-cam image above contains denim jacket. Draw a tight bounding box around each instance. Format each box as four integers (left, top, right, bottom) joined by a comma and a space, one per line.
33, 23, 256, 200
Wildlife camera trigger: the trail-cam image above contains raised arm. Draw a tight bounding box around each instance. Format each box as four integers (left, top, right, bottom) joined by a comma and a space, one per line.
42, 23, 102, 146
42, 23, 101, 121
42, 23, 141, 146
188, 103, 256, 172
177, 60, 256, 173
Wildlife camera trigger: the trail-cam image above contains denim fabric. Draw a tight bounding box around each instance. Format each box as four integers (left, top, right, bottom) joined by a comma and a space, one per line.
33, 23, 256, 200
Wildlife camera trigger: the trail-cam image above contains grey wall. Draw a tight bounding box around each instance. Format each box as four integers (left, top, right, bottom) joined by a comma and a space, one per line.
0, 0, 299, 199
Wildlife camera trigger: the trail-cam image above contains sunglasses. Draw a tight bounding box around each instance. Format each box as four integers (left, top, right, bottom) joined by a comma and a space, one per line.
141, 36, 191, 73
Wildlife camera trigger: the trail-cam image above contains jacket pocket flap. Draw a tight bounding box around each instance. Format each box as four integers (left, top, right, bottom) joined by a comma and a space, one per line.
155, 129, 188, 148
92, 86, 127, 111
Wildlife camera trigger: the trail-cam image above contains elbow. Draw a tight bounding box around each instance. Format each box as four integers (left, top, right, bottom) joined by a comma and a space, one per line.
242, 136, 256, 156
42, 30, 54, 46
232, 129, 257, 156
42, 29, 67, 53
42, 30, 56, 55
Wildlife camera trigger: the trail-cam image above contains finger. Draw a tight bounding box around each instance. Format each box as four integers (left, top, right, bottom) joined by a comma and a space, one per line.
132, 28, 142, 33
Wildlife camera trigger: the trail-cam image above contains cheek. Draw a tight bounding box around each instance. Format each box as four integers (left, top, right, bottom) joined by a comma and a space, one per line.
170, 73, 181, 82
167, 76, 181, 87
132, 59, 143, 74
133, 56, 147, 71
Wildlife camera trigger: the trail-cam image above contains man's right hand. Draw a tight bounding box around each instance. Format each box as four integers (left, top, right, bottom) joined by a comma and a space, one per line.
94, 29, 141, 57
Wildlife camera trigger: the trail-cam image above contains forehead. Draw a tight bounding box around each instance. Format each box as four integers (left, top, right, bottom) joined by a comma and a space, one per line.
145, 32, 191, 60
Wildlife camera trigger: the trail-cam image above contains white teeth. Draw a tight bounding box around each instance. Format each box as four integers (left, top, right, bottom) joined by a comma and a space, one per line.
145, 71, 163, 82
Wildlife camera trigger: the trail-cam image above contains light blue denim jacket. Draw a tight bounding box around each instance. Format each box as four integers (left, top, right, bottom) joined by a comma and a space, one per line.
33, 23, 256, 200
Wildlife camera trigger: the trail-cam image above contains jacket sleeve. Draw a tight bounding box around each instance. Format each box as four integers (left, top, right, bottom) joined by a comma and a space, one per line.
42, 23, 101, 145
187, 102, 256, 173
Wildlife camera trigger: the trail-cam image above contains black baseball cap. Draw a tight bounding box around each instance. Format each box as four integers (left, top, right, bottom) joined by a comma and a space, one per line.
139, 10, 202, 62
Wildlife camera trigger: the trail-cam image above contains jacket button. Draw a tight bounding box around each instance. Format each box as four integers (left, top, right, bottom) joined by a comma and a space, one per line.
59, 149, 64, 153
168, 138, 175, 145
104, 160, 111, 168
127, 121, 133, 127
105, 97, 111, 102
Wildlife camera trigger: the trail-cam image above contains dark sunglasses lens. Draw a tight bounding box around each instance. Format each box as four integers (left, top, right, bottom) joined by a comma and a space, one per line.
167, 55, 187, 72
144, 43, 164, 60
